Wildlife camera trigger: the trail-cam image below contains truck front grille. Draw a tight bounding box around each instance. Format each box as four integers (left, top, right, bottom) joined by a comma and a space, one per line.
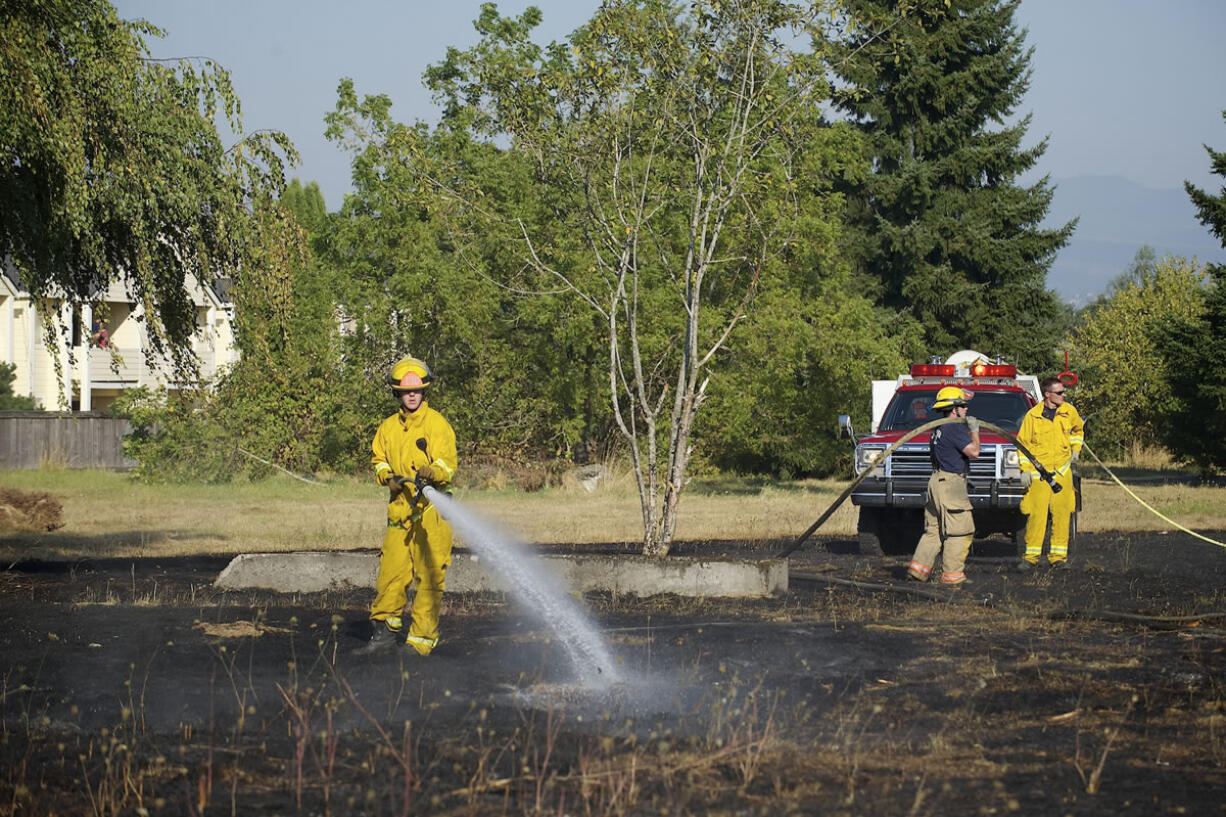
887, 444, 1000, 480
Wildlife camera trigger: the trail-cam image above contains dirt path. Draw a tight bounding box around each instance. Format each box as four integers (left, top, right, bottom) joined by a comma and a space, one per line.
2, 531, 1224, 816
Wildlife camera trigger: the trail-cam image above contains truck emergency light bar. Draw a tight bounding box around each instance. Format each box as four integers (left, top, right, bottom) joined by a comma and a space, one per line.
910, 364, 955, 377
909, 362, 1018, 378
970, 363, 1017, 377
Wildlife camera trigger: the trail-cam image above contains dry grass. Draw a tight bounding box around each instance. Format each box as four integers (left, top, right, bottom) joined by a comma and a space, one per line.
0, 464, 1222, 561
1079, 479, 1226, 533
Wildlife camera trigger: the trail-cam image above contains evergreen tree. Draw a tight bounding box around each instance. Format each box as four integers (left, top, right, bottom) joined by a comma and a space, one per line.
1184, 111, 1226, 253
1156, 111, 1226, 475
0, 363, 40, 410
281, 179, 328, 234
830, 0, 1073, 368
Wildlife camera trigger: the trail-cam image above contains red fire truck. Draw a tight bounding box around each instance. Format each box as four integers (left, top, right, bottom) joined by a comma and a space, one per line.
838, 351, 1080, 556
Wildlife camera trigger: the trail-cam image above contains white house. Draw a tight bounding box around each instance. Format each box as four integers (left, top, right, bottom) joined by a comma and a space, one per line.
1, 262, 239, 411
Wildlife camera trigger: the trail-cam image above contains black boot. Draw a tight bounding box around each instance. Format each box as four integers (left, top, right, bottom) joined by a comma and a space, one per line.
354, 624, 399, 655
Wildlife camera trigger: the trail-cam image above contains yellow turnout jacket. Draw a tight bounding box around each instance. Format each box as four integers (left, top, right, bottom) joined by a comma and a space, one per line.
1016, 401, 1084, 476
371, 402, 457, 523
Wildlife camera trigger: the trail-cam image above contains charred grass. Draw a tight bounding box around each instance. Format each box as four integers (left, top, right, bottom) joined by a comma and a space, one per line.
3, 576, 1226, 816
3, 465, 1226, 814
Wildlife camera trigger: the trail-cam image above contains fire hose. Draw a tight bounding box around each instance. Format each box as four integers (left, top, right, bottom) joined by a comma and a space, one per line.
387, 438, 450, 518
1080, 443, 1226, 549
777, 416, 1061, 559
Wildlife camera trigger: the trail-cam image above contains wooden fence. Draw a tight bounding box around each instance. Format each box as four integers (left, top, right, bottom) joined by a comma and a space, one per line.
0, 411, 135, 470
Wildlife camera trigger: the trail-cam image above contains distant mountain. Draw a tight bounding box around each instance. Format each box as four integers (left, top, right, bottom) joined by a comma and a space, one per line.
1042, 175, 1225, 306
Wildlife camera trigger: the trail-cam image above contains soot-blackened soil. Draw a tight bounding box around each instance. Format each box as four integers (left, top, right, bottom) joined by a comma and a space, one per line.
2, 530, 1226, 816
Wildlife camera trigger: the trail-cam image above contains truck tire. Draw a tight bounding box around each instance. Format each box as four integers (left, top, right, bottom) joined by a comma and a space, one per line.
885, 510, 924, 556
857, 508, 922, 557
856, 507, 886, 556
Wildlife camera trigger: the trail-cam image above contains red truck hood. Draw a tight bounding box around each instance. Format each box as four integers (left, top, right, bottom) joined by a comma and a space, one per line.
858, 429, 1012, 445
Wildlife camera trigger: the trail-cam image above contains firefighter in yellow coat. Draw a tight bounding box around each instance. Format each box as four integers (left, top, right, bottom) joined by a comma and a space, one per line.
1017, 376, 1084, 570
357, 356, 458, 655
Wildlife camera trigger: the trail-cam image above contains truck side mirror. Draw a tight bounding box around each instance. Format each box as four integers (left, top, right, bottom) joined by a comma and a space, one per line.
837, 414, 856, 441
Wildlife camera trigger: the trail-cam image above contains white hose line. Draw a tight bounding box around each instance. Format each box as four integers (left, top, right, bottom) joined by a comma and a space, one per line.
1081, 442, 1226, 549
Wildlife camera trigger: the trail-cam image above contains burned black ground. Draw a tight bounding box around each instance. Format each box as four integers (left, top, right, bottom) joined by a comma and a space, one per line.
2, 530, 1225, 816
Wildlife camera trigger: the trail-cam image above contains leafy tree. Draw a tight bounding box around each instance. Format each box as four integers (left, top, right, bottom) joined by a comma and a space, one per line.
115, 202, 342, 482
699, 125, 925, 476
422, 0, 857, 553
0, 363, 41, 410
213, 201, 342, 475
830, 0, 1073, 369
1, 0, 295, 375
321, 86, 598, 466
700, 273, 923, 476
1071, 256, 1206, 456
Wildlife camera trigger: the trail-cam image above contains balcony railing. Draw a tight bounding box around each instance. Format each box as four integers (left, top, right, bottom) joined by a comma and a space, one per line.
83, 341, 228, 387
87, 346, 142, 384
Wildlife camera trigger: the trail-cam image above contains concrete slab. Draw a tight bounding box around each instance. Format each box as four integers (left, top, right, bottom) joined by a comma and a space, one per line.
215, 550, 787, 598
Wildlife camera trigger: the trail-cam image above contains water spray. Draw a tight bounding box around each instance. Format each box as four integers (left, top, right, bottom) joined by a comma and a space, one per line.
418, 484, 624, 688
387, 439, 622, 686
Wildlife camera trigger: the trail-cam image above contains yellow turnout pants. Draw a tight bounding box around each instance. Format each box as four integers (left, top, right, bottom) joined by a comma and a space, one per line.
370, 504, 453, 655
1020, 469, 1075, 563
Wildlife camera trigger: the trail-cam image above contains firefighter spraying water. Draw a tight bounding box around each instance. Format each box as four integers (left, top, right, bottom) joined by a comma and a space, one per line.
358, 355, 458, 657
356, 355, 621, 686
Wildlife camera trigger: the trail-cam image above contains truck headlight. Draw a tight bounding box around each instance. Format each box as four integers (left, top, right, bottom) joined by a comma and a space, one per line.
1003, 447, 1020, 477
855, 446, 886, 474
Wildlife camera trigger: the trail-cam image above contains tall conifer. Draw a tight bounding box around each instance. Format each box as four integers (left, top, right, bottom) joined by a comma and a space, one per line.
830, 0, 1073, 367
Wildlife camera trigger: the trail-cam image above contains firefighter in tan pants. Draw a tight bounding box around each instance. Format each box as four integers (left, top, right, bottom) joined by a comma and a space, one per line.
357, 356, 458, 656
907, 387, 980, 585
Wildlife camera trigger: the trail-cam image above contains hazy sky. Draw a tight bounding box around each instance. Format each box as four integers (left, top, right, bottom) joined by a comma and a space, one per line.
111, 0, 1226, 211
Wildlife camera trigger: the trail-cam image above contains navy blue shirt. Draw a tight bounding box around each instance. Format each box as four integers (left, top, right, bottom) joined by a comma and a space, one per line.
931, 422, 972, 475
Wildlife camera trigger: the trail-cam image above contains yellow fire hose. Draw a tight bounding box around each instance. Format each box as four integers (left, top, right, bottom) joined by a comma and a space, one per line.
1081, 443, 1226, 549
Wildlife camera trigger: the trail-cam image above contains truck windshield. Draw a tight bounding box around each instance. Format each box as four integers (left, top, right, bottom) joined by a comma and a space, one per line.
880, 389, 1031, 432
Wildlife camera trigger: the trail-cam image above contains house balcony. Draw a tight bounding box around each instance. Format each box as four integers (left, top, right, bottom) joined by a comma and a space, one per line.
84, 341, 225, 387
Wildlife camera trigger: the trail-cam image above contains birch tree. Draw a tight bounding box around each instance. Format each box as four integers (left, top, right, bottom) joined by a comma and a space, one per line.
426, 0, 842, 554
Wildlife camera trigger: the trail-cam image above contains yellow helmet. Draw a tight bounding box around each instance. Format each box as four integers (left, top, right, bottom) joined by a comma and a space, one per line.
386, 356, 433, 392
932, 386, 972, 411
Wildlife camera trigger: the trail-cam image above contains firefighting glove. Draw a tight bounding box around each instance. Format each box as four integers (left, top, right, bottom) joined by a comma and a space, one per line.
1021, 472, 1035, 489
1070, 449, 1080, 463
416, 464, 435, 484
965, 416, 980, 435
386, 475, 409, 501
